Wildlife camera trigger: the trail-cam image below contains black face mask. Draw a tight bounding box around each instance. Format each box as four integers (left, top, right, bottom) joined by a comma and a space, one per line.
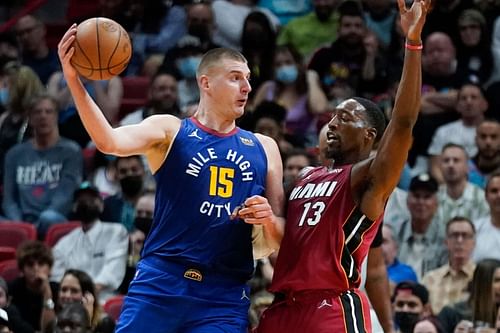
394, 311, 420, 333
134, 216, 153, 235
188, 24, 209, 41
74, 201, 101, 224
120, 175, 143, 197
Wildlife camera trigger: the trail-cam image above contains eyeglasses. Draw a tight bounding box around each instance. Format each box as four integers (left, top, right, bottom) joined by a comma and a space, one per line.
447, 232, 474, 241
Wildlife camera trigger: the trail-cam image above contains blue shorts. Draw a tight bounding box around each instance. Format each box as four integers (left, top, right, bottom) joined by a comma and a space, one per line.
115, 258, 250, 333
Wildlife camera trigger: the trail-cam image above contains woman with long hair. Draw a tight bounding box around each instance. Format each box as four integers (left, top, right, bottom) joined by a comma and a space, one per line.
438, 258, 500, 333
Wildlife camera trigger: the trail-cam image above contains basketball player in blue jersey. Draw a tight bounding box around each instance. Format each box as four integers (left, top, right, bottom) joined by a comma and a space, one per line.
57, 32, 285, 332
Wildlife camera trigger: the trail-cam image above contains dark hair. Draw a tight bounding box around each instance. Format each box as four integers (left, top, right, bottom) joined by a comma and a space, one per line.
352, 97, 386, 142
457, 82, 487, 101
469, 259, 500, 326
56, 302, 91, 331
27, 93, 60, 113
284, 148, 315, 166
16, 240, 53, 269
445, 216, 475, 234
393, 281, 429, 305
274, 44, 307, 95
441, 142, 468, 158
253, 101, 287, 125
61, 269, 100, 328
338, 0, 364, 19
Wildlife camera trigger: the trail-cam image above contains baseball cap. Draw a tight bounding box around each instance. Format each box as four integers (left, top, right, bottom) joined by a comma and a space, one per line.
0, 308, 9, 329
74, 181, 101, 200
394, 281, 429, 305
409, 173, 438, 193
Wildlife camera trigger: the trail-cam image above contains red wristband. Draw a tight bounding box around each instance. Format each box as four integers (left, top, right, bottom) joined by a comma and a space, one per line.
405, 42, 423, 51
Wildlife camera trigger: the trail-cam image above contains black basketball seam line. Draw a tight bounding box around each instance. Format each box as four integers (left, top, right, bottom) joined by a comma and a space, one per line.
72, 55, 131, 70
74, 39, 94, 76
96, 18, 103, 80
107, 26, 121, 76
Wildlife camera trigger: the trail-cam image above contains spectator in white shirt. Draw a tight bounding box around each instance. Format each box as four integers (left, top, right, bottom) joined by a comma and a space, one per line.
473, 171, 500, 262
50, 182, 128, 303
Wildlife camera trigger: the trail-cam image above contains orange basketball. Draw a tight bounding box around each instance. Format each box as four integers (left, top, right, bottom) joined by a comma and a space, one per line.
71, 17, 132, 81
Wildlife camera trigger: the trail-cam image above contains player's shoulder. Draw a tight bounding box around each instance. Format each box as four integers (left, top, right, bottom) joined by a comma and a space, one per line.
142, 114, 182, 133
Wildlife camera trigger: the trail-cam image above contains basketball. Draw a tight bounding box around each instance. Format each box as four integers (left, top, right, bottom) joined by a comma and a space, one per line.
71, 17, 132, 81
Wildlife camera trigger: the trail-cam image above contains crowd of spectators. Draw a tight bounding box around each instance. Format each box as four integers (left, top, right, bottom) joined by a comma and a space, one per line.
1, 0, 500, 332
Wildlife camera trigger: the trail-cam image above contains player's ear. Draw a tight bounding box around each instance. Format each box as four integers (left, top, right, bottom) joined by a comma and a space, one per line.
199, 75, 209, 90
365, 127, 377, 141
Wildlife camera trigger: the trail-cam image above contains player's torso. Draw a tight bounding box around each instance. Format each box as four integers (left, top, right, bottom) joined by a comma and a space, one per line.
143, 118, 267, 277
272, 165, 378, 292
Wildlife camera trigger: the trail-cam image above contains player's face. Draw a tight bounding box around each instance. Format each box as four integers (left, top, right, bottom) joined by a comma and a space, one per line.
204, 59, 251, 118
59, 274, 83, 305
325, 99, 369, 162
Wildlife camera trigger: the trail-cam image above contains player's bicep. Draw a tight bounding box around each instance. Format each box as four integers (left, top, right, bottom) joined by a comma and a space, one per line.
109, 114, 180, 156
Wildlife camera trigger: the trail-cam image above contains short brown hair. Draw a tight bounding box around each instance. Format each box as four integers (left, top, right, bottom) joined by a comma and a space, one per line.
197, 48, 247, 77
16, 240, 53, 269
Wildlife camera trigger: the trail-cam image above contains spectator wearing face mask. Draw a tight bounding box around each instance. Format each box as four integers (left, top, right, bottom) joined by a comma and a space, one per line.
252, 44, 328, 147
50, 182, 129, 303
118, 190, 155, 294
101, 155, 146, 232
392, 281, 432, 333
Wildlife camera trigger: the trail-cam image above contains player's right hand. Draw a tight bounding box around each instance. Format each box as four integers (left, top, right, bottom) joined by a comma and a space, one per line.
57, 24, 78, 79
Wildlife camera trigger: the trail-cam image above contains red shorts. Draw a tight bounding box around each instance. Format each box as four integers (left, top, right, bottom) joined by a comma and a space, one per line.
256, 289, 371, 333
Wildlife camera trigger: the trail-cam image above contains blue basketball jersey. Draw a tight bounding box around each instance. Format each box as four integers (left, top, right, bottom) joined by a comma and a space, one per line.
142, 117, 268, 281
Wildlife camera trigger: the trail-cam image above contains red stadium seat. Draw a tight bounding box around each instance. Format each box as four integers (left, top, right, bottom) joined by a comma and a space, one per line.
0, 259, 20, 282
103, 295, 125, 322
0, 247, 16, 262
0, 222, 37, 248
44, 221, 81, 247
119, 76, 150, 120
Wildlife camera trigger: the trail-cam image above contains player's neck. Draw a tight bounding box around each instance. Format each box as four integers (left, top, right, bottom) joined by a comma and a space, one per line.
194, 105, 236, 134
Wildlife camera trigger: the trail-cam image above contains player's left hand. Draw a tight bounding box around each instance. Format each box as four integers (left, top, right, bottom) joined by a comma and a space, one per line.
238, 195, 275, 227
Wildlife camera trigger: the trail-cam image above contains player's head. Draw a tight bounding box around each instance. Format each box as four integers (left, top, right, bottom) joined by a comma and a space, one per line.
324, 97, 386, 164
197, 48, 251, 118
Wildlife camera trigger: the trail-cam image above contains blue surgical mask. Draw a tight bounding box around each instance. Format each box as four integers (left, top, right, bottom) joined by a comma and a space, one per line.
0, 88, 9, 106
177, 56, 201, 79
275, 65, 298, 84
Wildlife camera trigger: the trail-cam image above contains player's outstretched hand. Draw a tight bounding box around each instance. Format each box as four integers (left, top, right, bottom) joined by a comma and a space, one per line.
397, 0, 431, 42
57, 23, 78, 79
238, 195, 276, 227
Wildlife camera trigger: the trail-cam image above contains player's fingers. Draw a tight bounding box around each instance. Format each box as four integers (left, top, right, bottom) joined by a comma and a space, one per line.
59, 24, 76, 46
59, 34, 75, 56
396, 0, 406, 13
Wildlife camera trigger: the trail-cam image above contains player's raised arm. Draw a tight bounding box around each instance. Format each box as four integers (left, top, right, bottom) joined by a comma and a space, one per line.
365, 0, 430, 203
57, 24, 179, 157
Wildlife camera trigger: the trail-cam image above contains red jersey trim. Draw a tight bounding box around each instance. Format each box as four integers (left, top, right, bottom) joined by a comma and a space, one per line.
190, 116, 239, 137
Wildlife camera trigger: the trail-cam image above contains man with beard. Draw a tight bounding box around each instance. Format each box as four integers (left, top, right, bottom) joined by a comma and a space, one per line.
119, 73, 180, 126
256, 0, 429, 331
277, 0, 340, 60
308, 0, 388, 99
50, 182, 128, 303
469, 119, 500, 188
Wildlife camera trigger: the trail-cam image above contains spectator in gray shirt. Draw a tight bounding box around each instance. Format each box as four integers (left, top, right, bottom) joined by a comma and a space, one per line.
2, 93, 82, 237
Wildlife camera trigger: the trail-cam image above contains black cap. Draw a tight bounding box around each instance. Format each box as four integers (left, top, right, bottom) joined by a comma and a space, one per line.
394, 281, 429, 305
409, 173, 438, 193
74, 181, 101, 200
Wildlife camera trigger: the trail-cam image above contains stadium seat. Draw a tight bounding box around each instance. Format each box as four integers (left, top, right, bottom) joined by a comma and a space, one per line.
0, 247, 16, 262
44, 221, 81, 247
103, 295, 125, 322
0, 222, 37, 248
119, 76, 150, 120
0, 259, 20, 282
